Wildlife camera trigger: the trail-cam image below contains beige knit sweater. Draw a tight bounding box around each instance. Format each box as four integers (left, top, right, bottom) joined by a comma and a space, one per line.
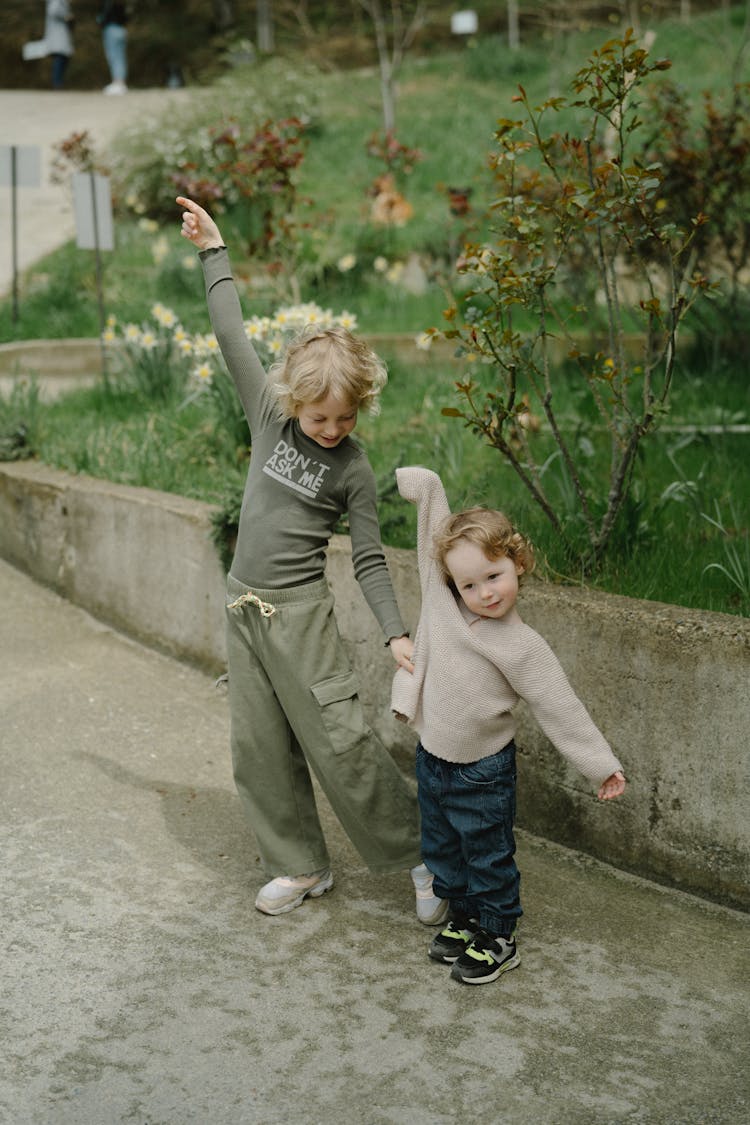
391, 467, 623, 784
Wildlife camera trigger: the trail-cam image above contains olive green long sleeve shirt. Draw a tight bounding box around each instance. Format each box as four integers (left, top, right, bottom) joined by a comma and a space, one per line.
200, 247, 407, 641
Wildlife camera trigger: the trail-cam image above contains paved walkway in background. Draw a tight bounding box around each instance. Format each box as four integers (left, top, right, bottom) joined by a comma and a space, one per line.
1, 556, 749, 1125
0, 89, 191, 297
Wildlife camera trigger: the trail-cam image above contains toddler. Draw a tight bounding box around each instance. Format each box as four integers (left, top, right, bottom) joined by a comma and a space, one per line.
392, 467, 626, 984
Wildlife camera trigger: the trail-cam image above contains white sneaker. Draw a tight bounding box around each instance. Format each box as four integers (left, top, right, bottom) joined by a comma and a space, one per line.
255, 868, 333, 915
411, 863, 449, 925
103, 81, 127, 96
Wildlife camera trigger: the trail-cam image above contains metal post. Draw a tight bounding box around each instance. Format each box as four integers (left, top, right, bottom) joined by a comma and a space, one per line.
89, 172, 109, 387
11, 145, 19, 327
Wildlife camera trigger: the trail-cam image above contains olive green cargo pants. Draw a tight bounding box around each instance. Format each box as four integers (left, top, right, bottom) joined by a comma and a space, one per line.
225, 574, 421, 878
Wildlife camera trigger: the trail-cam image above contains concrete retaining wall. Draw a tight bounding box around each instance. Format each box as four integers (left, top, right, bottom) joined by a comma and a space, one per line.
1, 459, 748, 911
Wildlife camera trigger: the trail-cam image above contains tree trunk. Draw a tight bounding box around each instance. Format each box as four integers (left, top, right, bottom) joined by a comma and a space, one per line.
257, 0, 275, 53
508, 0, 520, 50
212, 0, 235, 33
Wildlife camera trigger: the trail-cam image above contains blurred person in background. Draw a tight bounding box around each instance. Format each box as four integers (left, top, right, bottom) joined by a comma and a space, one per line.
44, 0, 75, 89
98, 1, 129, 95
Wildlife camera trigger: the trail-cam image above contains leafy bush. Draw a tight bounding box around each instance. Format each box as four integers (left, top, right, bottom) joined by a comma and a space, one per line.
0, 379, 40, 460
438, 31, 712, 571
107, 59, 322, 224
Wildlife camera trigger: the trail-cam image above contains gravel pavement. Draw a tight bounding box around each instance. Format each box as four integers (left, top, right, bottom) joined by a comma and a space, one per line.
2, 558, 750, 1124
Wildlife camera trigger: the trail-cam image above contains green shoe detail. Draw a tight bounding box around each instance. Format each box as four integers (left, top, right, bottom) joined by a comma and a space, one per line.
465, 944, 495, 965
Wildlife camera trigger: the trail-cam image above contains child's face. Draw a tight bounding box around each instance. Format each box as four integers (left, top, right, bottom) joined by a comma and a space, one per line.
444, 540, 523, 621
296, 393, 358, 449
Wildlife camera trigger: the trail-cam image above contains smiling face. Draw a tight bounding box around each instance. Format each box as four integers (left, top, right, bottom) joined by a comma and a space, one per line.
444, 539, 524, 622
296, 393, 358, 448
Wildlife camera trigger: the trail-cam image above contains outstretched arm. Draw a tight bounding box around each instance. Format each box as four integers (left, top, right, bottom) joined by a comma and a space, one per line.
176, 196, 225, 252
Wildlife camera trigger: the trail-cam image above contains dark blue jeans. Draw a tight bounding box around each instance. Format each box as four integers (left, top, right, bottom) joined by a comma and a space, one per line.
50, 54, 69, 90
415, 741, 522, 937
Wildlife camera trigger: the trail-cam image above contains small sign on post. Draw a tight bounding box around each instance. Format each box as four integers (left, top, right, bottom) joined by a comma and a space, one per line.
72, 172, 114, 252
451, 10, 478, 36
72, 171, 115, 384
0, 144, 42, 326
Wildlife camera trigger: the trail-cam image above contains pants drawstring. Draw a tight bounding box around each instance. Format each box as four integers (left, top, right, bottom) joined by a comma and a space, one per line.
227, 591, 277, 617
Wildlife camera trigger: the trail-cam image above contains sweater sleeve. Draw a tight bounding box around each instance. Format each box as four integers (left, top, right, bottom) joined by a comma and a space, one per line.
199, 247, 275, 434
500, 625, 624, 784
395, 466, 451, 592
391, 466, 454, 724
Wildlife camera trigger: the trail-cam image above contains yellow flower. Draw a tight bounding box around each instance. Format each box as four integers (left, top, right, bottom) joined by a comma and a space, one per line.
152, 236, 169, 264
193, 362, 212, 382
152, 304, 177, 328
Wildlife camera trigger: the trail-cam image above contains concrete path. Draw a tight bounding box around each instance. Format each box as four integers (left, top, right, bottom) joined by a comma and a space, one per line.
1, 556, 749, 1125
0, 89, 190, 297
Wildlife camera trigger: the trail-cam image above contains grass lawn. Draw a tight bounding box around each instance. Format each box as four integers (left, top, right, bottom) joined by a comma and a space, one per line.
1, 7, 748, 616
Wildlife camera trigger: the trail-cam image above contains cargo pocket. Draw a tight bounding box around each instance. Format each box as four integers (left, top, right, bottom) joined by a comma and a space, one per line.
311, 671, 371, 756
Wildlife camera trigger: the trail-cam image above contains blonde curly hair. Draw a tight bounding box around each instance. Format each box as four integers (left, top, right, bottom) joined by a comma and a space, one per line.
433, 507, 536, 582
270, 325, 388, 418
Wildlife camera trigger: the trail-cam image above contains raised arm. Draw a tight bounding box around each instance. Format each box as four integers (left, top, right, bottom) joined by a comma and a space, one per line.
176, 196, 270, 428
395, 467, 452, 591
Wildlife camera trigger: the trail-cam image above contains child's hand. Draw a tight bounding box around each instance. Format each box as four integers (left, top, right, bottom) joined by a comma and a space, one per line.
389, 634, 415, 673
176, 196, 224, 251
598, 770, 626, 801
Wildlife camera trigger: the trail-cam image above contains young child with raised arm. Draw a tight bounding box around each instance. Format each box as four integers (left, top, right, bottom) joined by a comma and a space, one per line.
392, 467, 626, 985
177, 196, 444, 923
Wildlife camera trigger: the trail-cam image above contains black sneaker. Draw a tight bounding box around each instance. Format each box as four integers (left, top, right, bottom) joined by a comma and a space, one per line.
428, 915, 479, 964
450, 928, 520, 984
